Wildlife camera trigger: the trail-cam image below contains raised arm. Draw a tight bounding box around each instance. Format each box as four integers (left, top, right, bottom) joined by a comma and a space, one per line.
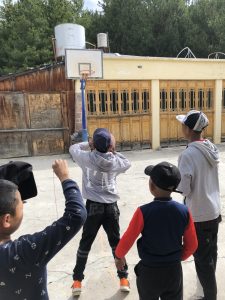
17, 160, 87, 266
69, 142, 91, 166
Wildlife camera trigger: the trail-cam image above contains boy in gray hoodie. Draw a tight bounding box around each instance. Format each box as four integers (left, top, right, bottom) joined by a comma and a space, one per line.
69, 128, 131, 296
176, 110, 221, 300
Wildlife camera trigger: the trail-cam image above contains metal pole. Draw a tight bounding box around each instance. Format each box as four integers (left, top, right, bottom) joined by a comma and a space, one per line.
80, 78, 88, 141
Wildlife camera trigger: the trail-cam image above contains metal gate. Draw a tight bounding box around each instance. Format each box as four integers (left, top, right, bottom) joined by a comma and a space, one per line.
0, 92, 69, 158
160, 80, 214, 146
86, 80, 152, 150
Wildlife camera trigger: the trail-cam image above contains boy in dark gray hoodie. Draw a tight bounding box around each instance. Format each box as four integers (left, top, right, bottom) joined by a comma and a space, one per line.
176, 110, 221, 300
69, 128, 131, 296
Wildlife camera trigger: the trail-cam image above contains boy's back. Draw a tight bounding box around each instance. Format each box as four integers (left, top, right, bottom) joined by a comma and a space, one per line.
176, 110, 221, 299
69, 129, 131, 296
138, 199, 189, 265
115, 162, 198, 300
178, 139, 220, 222
69, 142, 131, 203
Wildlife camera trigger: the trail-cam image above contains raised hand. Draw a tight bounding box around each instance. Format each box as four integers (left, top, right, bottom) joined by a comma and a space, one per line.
52, 159, 69, 182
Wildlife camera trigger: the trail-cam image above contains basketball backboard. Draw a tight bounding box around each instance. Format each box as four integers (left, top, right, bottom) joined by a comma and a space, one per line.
65, 49, 103, 79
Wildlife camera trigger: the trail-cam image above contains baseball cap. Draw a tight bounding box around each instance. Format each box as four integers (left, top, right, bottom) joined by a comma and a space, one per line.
144, 161, 181, 193
93, 128, 111, 153
176, 110, 209, 132
0, 161, 37, 200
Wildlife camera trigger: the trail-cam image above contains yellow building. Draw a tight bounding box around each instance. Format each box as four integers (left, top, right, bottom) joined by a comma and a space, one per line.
74, 54, 225, 150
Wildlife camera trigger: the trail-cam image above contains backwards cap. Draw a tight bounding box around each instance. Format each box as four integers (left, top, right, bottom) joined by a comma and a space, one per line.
176, 110, 209, 132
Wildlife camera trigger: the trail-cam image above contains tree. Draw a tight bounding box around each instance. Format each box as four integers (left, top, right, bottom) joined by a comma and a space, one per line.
85, 0, 189, 57
146, 0, 189, 57
96, 0, 150, 55
0, 0, 83, 75
187, 0, 225, 57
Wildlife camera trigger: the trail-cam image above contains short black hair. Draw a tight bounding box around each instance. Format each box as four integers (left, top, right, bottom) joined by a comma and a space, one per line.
0, 179, 18, 216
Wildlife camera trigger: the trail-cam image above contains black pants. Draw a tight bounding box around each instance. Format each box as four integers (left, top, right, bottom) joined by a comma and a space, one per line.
194, 220, 219, 300
73, 200, 128, 281
134, 261, 183, 300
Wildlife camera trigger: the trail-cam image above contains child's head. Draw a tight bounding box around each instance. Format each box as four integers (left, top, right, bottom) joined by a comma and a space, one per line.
144, 162, 181, 197
176, 110, 209, 140
0, 179, 23, 237
93, 128, 115, 153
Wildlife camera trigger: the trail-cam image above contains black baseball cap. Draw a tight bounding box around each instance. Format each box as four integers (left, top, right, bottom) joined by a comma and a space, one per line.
144, 161, 181, 193
176, 110, 209, 132
93, 128, 112, 153
0, 161, 37, 200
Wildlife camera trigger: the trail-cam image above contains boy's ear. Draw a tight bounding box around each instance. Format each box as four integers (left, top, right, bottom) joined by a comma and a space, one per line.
0, 214, 12, 229
150, 180, 156, 191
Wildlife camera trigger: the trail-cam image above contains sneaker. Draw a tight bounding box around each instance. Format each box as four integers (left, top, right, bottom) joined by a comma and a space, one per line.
120, 278, 130, 292
71, 280, 82, 297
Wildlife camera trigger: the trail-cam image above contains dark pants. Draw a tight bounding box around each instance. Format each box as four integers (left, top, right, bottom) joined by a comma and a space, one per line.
194, 219, 220, 300
73, 200, 128, 281
134, 261, 183, 300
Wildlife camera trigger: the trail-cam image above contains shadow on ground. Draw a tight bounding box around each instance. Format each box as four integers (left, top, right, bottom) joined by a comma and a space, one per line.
67, 290, 130, 300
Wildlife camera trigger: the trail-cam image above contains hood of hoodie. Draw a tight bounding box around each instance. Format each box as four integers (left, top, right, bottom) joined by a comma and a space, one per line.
90, 150, 117, 171
189, 140, 219, 167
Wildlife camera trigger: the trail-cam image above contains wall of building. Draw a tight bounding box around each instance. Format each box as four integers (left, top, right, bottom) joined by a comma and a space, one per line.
103, 55, 225, 80
77, 55, 225, 149
0, 64, 76, 135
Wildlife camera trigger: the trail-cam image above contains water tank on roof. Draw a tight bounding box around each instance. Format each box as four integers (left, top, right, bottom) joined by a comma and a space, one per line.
97, 33, 108, 48
54, 23, 85, 57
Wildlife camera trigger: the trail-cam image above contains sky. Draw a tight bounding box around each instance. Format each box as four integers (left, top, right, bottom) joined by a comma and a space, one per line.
84, 0, 102, 11
0, 0, 102, 11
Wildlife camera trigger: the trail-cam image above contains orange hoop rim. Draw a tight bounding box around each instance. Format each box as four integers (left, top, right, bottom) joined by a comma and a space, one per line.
80, 69, 95, 80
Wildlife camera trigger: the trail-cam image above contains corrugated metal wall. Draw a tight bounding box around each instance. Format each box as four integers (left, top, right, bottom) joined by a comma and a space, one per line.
0, 64, 73, 92
0, 92, 70, 158
0, 64, 75, 158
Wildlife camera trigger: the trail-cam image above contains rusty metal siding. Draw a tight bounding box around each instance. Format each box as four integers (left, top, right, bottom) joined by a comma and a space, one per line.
0, 64, 76, 136
28, 93, 62, 128
0, 93, 30, 157
0, 64, 74, 92
0, 92, 69, 158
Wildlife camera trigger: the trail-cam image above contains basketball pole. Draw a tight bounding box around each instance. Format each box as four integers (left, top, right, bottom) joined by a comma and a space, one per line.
80, 77, 88, 142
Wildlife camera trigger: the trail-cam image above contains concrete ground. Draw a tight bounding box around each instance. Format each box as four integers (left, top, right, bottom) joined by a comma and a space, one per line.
1, 145, 225, 300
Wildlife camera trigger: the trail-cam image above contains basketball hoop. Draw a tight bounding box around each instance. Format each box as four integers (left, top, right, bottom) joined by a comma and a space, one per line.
64, 49, 103, 142
80, 70, 95, 81
65, 49, 103, 79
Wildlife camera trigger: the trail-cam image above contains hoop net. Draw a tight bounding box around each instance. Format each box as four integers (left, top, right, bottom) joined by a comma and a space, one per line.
80, 69, 95, 80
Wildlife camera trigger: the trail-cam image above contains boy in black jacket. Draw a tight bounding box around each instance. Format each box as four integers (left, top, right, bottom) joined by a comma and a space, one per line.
0, 160, 87, 300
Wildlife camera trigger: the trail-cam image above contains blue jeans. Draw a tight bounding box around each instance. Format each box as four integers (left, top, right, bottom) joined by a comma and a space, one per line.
194, 217, 220, 300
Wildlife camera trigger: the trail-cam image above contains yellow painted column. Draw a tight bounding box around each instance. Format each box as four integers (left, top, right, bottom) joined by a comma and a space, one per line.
151, 80, 160, 150
213, 80, 222, 144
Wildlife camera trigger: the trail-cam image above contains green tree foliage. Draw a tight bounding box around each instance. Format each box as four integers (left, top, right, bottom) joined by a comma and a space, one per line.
98, 0, 149, 55
187, 0, 225, 57
86, 0, 224, 58
0, 0, 83, 75
85, 0, 189, 56
0, 0, 225, 75
145, 0, 189, 57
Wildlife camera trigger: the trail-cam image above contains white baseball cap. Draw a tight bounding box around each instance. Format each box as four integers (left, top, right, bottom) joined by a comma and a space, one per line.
176, 110, 209, 132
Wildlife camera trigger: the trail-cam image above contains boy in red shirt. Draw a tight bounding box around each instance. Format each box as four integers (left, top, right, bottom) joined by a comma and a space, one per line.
115, 161, 198, 300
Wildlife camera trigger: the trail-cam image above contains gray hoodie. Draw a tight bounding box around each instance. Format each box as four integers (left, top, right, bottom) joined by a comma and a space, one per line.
69, 142, 131, 203
178, 139, 221, 222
